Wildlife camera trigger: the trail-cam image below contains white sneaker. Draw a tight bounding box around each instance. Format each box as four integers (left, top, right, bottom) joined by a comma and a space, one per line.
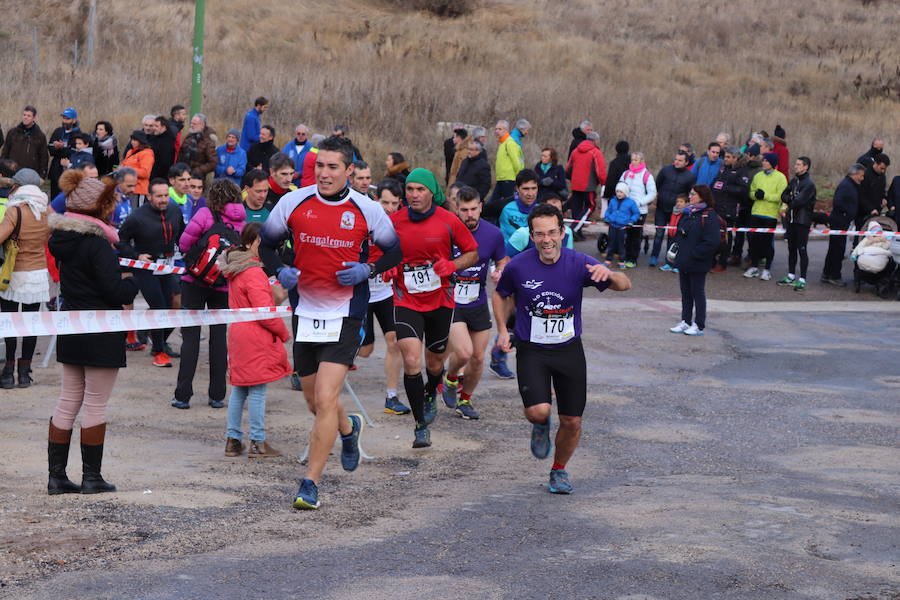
683, 323, 705, 336
760, 269, 772, 281
743, 267, 760, 278
669, 320, 690, 333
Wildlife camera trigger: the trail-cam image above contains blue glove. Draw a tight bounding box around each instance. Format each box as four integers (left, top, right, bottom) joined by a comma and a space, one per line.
277, 267, 299, 290
336, 261, 370, 286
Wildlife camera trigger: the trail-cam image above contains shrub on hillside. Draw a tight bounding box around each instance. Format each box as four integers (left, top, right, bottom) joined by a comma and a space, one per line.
382, 0, 475, 18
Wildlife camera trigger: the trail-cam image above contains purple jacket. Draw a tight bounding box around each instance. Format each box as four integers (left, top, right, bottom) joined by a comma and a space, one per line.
179, 203, 247, 291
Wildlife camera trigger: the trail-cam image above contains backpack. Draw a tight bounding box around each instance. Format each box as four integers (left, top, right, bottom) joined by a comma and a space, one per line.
184, 214, 241, 287
701, 210, 728, 244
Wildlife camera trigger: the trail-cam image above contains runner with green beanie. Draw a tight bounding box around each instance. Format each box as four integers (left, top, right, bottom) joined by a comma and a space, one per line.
405, 167, 446, 206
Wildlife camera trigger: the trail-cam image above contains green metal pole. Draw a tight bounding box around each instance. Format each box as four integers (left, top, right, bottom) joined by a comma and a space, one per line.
190, 0, 205, 116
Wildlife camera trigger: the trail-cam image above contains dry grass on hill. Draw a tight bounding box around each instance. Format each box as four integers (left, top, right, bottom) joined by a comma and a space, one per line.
2, 0, 898, 180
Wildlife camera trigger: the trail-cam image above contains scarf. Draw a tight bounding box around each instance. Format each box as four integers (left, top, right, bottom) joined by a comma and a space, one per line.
7, 185, 48, 221
65, 212, 120, 245
95, 134, 117, 158
169, 186, 188, 206
538, 163, 551, 174
683, 202, 707, 214
268, 176, 288, 196
514, 193, 535, 215
407, 203, 436, 223
623, 163, 647, 179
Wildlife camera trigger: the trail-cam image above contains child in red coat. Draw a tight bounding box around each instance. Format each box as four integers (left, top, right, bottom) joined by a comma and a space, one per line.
221, 222, 291, 458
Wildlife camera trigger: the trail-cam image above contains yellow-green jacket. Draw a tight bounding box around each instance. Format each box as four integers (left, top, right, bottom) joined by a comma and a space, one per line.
495, 134, 524, 182
749, 169, 787, 219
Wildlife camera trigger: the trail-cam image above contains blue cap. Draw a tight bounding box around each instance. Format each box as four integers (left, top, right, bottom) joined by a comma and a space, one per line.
61, 107, 78, 119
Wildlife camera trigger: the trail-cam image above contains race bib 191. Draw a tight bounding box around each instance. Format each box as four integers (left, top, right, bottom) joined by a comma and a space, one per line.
529, 310, 575, 344
296, 315, 343, 343
403, 264, 440, 294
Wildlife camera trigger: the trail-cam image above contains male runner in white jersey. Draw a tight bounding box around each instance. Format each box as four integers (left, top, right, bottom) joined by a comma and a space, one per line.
261, 136, 401, 510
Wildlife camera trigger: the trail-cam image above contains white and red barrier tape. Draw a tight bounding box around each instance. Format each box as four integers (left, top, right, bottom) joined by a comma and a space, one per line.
118, 258, 186, 275
565, 219, 899, 237
0, 307, 291, 338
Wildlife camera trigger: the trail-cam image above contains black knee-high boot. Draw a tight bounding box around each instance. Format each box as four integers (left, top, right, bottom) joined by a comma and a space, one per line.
80, 423, 116, 494
48, 420, 81, 495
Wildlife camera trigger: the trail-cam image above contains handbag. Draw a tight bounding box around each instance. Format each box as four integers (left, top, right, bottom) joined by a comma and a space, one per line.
0, 207, 23, 291
666, 241, 679, 264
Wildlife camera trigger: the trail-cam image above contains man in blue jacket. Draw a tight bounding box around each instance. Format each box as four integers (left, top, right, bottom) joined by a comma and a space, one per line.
821, 164, 865, 286
282, 124, 311, 185
691, 142, 722, 186
215, 130, 247, 186
239, 96, 269, 152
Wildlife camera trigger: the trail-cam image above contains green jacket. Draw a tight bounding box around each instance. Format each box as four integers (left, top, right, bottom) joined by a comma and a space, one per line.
495, 135, 524, 182
749, 169, 787, 219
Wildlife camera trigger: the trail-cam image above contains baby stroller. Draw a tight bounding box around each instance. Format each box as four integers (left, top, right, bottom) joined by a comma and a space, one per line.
852, 217, 898, 298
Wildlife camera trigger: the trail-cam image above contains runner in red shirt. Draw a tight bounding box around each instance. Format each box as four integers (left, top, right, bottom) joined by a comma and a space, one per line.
386, 168, 478, 448
260, 136, 401, 510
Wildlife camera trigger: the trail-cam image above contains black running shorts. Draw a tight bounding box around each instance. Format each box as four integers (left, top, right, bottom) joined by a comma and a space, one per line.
515, 338, 587, 417
363, 296, 395, 346
294, 317, 364, 377
393, 306, 453, 354
452, 303, 492, 332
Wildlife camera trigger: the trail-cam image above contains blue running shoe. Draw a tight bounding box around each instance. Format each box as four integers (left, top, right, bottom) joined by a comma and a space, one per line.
530, 418, 551, 459
340, 414, 363, 472
659, 264, 673, 272
455, 399, 480, 420
170, 398, 190, 410
648, 255, 658, 267
292, 478, 320, 510
384, 395, 411, 415
441, 376, 459, 408
548, 469, 573, 494
412, 424, 431, 448
423, 391, 438, 425
208, 398, 224, 409
290, 372, 302, 391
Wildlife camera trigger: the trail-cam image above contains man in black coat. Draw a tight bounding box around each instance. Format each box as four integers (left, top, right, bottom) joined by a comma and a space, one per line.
455, 140, 492, 201
821, 164, 865, 286
48, 108, 81, 198
247, 125, 278, 172
855, 153, 890, 237
711, 147, 751, 270
602, 140, 630, 204
116, 178, 185, 364
650, 151, 696, 266
1, 106, 49, 177
856, 137, 885, 169
148, 117, 177, 182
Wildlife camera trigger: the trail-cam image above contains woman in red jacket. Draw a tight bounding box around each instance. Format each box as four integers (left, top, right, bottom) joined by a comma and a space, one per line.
221, 221, 291, 458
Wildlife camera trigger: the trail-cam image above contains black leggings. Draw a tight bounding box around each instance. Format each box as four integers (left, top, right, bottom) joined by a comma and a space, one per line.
133, 270, 177, 352
787, 223, 810, 278
1, 298, 40, 362
625, 214, 647, 262
173, 281, 228, 403
566, 191, 594, 231
679, 271, 707, 330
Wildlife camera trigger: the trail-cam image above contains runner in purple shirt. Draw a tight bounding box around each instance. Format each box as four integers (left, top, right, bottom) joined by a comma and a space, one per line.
441, 186, 509, 420
492, 203, 631, 495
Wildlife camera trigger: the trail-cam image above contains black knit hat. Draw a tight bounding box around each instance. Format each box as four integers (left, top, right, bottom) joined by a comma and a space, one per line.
774, 124, 786, 139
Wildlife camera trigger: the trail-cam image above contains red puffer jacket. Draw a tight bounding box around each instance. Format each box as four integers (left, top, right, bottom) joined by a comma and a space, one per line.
221, 248, 291, 386
566, 140, 607, 192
